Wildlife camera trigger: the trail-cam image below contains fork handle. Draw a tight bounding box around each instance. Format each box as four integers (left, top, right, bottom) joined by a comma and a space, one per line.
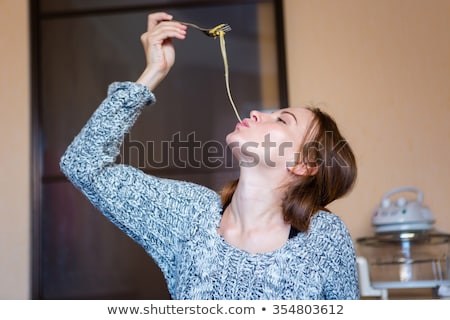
173, 21, 208, 31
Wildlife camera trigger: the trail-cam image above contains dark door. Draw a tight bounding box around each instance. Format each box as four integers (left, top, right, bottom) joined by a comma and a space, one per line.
31, 0, 287, 299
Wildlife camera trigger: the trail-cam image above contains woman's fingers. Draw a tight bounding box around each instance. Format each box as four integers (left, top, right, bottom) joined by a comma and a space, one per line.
141, 23, 186, 44
147, 12, 173, 32
145, 12, 186, 37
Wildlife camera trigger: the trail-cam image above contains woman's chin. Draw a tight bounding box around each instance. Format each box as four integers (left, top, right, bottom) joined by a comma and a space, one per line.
225, 131, 240, 146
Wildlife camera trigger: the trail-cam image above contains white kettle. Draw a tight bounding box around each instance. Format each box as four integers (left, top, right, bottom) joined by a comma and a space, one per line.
371, 186, 435, 233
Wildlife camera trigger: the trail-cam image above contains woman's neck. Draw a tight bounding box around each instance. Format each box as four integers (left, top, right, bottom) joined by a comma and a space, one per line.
219, 173, 292, 253
223, 166, 291, 232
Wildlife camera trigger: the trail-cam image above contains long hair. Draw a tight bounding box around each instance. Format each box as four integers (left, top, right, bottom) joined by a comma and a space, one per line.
220, 107, 357, 232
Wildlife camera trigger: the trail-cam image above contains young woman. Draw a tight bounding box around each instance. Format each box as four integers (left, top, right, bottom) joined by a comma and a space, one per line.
60, 12, 359, 299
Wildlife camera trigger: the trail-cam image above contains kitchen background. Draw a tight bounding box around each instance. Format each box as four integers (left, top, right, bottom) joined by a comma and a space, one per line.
1, 0, 449, 299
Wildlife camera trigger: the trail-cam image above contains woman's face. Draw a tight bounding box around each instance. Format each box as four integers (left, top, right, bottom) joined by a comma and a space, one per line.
226, 107, 315, 169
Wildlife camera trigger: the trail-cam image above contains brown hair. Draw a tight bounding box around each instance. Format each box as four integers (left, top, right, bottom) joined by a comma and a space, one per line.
220, 107, 357, 232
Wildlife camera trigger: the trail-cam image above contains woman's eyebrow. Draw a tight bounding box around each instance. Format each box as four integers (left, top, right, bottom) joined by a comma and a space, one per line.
280, 111, 298, 124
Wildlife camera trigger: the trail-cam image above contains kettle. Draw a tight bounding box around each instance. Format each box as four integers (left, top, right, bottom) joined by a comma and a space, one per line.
372, 186, 435, 233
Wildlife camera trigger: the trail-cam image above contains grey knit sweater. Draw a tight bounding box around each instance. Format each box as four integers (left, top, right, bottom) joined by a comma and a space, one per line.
60, 81, 360, 300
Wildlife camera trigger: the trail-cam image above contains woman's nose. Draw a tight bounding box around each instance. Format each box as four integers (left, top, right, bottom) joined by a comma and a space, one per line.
249, 110, 262, 122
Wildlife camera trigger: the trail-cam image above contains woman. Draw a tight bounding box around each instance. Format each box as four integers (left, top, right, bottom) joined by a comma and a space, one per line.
60, 12, 359, 299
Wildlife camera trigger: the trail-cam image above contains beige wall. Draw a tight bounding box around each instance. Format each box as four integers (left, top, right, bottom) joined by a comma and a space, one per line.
0, 0, 30, 299
1, 0, 449, 299
283, 0, 450, 243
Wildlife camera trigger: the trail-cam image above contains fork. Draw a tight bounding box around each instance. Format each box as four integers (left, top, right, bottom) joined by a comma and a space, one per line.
175, 21, 232, 37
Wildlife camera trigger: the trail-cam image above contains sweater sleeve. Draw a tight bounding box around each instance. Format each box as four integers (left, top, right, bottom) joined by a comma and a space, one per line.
59, 81, 218, 284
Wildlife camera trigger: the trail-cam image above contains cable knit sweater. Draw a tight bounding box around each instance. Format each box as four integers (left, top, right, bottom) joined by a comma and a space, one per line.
60, 81, 360, 300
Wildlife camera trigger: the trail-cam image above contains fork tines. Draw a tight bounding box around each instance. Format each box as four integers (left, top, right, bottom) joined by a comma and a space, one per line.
220, 24, 232, 32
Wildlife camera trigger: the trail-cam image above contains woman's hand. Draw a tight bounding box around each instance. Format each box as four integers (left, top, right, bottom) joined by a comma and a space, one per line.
136, 12, 187, 91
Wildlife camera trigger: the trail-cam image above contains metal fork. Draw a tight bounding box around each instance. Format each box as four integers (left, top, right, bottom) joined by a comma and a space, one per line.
175, 21, 232, 37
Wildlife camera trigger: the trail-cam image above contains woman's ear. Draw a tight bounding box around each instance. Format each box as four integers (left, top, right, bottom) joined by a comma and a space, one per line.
288, 162, 318, 177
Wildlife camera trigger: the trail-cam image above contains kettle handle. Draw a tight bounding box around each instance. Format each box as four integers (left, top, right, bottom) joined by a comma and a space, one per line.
381, 186, 423, 204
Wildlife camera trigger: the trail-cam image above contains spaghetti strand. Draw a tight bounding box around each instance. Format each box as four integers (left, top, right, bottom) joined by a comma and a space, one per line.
218, 31, 242, 123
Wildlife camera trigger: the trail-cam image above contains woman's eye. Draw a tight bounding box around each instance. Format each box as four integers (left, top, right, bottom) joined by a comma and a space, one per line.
277, 117, 287, 124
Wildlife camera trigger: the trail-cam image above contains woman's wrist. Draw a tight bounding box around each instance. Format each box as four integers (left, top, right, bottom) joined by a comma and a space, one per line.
136, 67, 165, 91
